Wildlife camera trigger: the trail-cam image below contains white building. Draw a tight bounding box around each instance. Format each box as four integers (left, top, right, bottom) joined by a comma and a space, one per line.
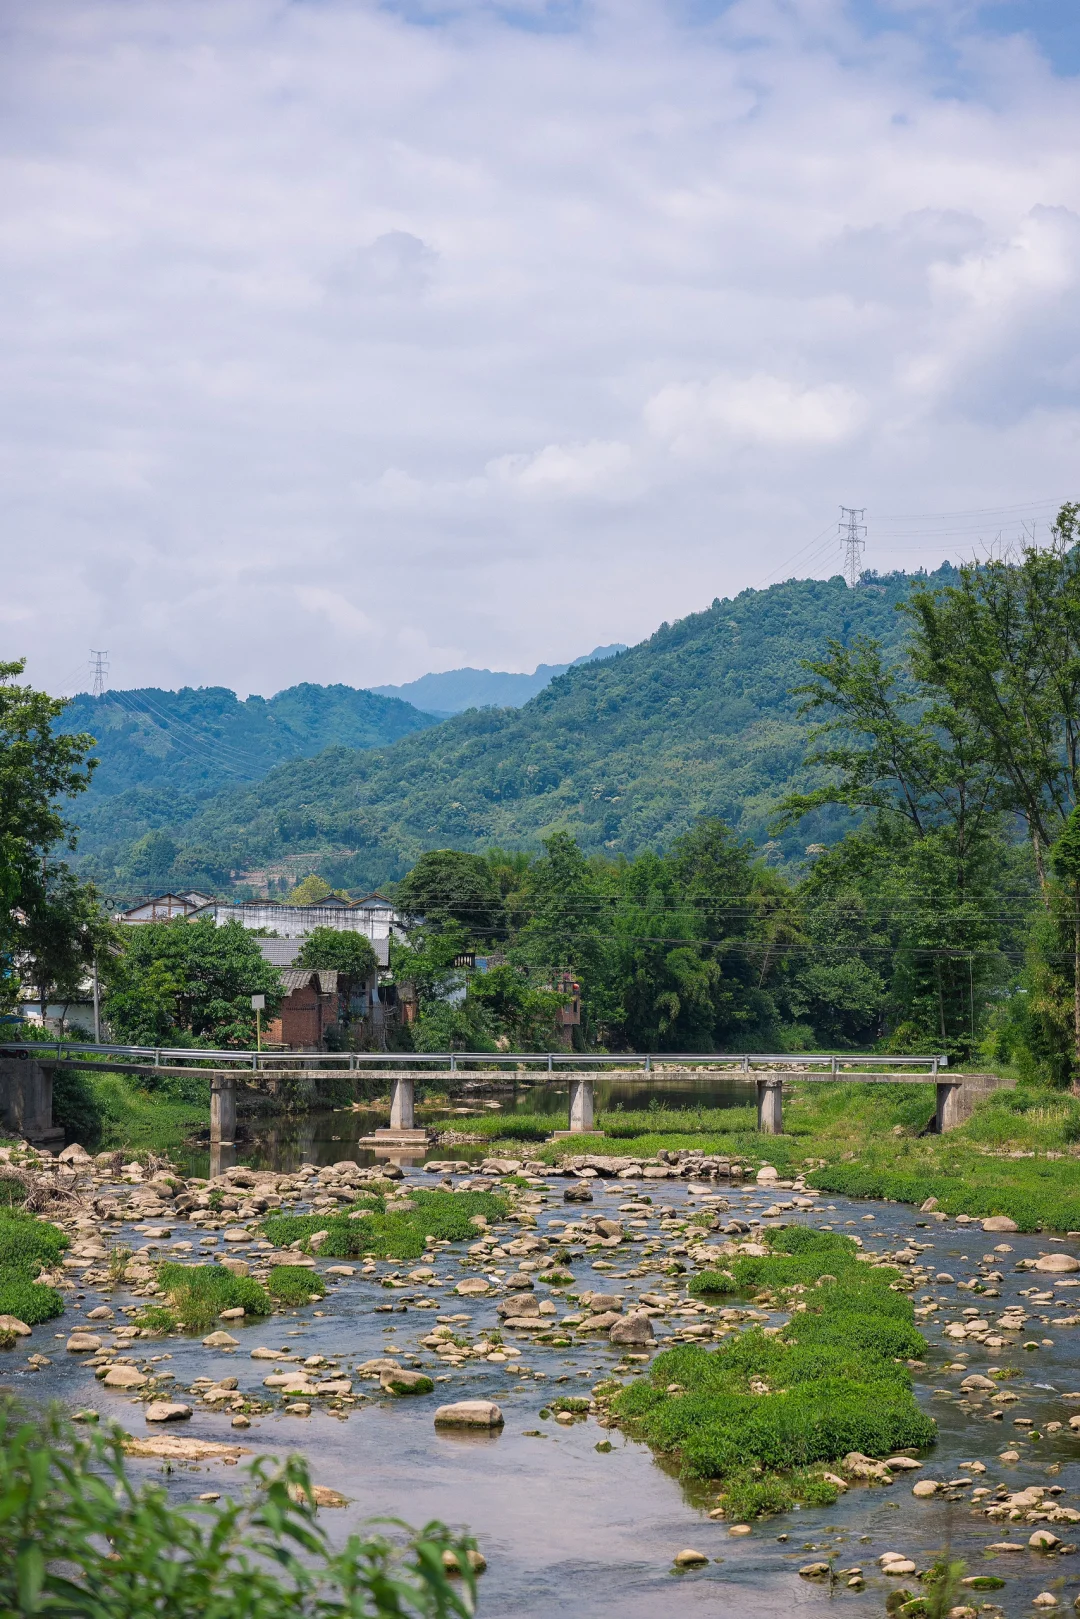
188, 892, 404, 947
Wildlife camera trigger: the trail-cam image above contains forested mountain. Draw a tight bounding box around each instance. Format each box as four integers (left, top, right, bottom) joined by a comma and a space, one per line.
78, 569, 955, 900
371, 644, 627, 713
60, 683, 440, 890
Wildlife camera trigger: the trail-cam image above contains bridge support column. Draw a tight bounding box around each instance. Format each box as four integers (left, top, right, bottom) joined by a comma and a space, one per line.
389, 1075, 415, 1131
569, 1076, 595, 1133
210, 1074, 236, 1147
757, 1078, 783, 1135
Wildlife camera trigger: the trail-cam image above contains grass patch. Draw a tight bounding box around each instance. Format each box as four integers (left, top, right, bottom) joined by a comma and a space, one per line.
156, 1263, 271, 1332
0, 1209, 68, 1324
133, 1304, 179, 1333
600, 1106, 759, 1138
432, 1112, 557, 1142
262, 1189, 509, 1262
66, 1069, 207, 1157
267, 1266, 326, 1306
611, 1226, 934, 1517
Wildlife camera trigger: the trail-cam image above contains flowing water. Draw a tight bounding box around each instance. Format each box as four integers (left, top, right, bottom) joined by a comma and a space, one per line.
9, 1107, 1080, 1616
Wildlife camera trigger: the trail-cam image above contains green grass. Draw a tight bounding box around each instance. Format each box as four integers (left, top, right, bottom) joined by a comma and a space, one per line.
156, 1263, 271, 1332
0, 1210, 68, 1325
611, 1226, 934, 1518
262, 1189, 509, 1262
267, 1266, 326, 1306
599, 1106, 759, 1138
66, 1069, 207, 1157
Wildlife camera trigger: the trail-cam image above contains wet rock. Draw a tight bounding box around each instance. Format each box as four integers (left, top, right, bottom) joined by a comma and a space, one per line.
885, 1457, 923, 1470
674, 1549, 709, 1567
202, 1331, 239, 1347
1030, 1530, 1062, 1550
982, 1216, 1019, 1232
1035, 1254, 1080, 1274
563, 1185, 593, 1203
842, 1452, 892, 1482
442, 1548, 487, 1574
145, 1402, 192, 1423
0, 1315, 31, 1337
960, 1375, 997, 1391
219, 1258, 249, 1278
497, 1294, 539, 1318
799, 1563, 831, 1578
455, 1278, 491, 1296
1033, 1595, 1058, 1609
434, 1400, 504, 1428
219, 1307, 246, 1320
85, 1306, 113, 1321
66, 1332, 102, 1352
913, 1480, 940, 1497
756, 1166, 778, 1184
125, 1435, 249, 1461
728, 1524, 752, 1536
380, 1369, 434, 1396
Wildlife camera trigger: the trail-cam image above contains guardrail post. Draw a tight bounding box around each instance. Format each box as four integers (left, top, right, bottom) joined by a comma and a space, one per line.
568, 1075, 595, 1133
756, 1078, 783, 1135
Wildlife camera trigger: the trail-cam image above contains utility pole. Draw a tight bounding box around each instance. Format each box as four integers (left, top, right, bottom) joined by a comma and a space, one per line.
839, 506, 866, 588
90, 650, 110, 697
92, 956, 100, 1044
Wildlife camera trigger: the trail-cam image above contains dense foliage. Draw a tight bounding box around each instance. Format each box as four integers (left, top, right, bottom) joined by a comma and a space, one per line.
262, 1189, 509, 1262
0, 1410, 477, 1618
296, 926, 379, 982
103, 917, 282, 1047
0, 1209, 68, 1327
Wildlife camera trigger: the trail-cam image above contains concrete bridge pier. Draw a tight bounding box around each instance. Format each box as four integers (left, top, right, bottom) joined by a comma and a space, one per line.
569, 1076, 595, 1132
389, 1075, 415, 1131
757, 1078, 783, 1135
0, 1055, 63, 1145
210, 1073, 237, 1147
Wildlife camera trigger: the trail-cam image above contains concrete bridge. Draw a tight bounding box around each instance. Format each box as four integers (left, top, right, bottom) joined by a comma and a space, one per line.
0, 1042, 1013, 1152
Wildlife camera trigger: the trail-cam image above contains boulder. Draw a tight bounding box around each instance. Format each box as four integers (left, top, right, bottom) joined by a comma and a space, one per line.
104, 1366, 147, 1389
1029, 1530, 1061, 1550
66, 1332, 102, 1352
1035, 1254, 1080, 1274
0, 1316, 31, 1337
144, 1402, 192, 1423
455, 1278, 491, 1296
674, 1549, 709, 1567
202, 1331, 240, 1347
125, 1435, 249, 1462
434, 1400, 504, 1428
756, 1165, 778, 1184
982, 1216, 1019, 1233
219, 1258, 250, 1278
842, 1452, 893, 1482
497, 1294, 539, 1317
563, 1185, 593, 1203
58, 1143, 91, 1162
609, 1313, 654, 1346
912, 1480, 940, 1498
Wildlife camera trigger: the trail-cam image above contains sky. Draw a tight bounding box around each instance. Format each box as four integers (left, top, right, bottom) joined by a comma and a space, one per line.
2, 0, 1079, 698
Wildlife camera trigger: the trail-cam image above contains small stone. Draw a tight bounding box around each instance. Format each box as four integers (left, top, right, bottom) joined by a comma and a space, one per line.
882, 1559, 916, 1575
1033, 1595, 1058, 1608
798, 1562, 831, 1578
219, 1308, 245, 1320
231, 1414, 251, 1428
999, 1450, 1020, 1462
913, 1480, 940, 1498
202, 1331, 239, 1347
674, 1548, 709, 1567
441, 1549, 487, 1575
144, 1402, 192, 1423
380, 1369, 434, 1396
885, 1456, 923, 1469
936, 1273, 955, 1284
454, 1278, 491, 1296
433, 1400, 504, 1428
1030, 1530, 1061, 1550
755, 1166, 778, 1183
85, 1306, 113, 1321
728, 1524, 752, 1536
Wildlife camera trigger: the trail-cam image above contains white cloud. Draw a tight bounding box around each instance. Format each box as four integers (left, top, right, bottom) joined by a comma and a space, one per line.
1, 0, 1078, 696
645, 374, 867, 455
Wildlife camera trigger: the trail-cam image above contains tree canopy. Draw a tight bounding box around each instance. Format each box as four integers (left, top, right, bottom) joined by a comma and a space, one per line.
104, 918, 282, 1048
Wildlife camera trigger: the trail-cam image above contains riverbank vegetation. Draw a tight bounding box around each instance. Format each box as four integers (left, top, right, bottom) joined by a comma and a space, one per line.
611, 1226, 935, 1519
0, 1209, 67, 1329
262, 1188, 509, 1263
0, 1408, 476, 1618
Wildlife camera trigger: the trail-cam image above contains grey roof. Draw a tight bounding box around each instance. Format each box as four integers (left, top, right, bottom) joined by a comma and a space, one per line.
257, 938, 301, 967
280, 968, 340, 994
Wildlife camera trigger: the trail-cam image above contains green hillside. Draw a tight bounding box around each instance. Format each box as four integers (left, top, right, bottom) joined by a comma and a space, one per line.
77, 569, 955, 897
60, 683, 440, 892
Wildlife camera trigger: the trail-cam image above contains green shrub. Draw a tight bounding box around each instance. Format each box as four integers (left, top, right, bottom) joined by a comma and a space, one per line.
267, 1266, 326, 1306
262, 1190, 509, 1263
133, 1304, 179, 1333
157, 1264, 270, 1332
51, 1068, 104, 1150
0, 1210, 69, 1275
0, 1277, 65, 1325
0, 1408, 477, 1617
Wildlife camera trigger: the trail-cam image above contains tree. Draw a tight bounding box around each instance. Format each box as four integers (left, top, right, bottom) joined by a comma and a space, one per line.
285, 874, 346, 905
104, 918, 281, 1047
296, 928, 378, 983
16, 867, 117, 1027
395, 849, 503, 938
905, 503, 1080, 890
1049, 806, 1080, 1080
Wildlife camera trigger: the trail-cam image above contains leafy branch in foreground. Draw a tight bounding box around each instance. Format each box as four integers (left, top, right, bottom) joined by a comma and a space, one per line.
0, 1406, 478, 1618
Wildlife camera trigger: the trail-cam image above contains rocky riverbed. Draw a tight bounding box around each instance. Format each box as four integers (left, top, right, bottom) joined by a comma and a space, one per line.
4, 1139, 1080, 1617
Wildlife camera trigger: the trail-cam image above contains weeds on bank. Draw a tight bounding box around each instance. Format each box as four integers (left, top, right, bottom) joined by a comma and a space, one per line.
267, 1266, 326, 1306
611, 1226, 934, 1517
0, 1210, 67, 1326
262, 1189, 509, 1262
156, 1263, 271, 1332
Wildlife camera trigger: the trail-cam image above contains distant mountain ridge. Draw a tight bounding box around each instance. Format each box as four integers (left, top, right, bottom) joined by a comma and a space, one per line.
370, 645, 628, 713
74, 570, 956, 900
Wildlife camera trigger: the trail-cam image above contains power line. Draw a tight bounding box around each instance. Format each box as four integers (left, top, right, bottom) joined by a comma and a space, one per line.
839, 506, 866, 588
89, 650, 109, 698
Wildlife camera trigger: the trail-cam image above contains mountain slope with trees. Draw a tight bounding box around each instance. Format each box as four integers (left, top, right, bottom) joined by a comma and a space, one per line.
85, 568, 957, 897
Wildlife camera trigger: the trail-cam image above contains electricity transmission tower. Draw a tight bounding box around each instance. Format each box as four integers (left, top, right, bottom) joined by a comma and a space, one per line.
839, 506, 866, 588
90, 650, 110, 697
